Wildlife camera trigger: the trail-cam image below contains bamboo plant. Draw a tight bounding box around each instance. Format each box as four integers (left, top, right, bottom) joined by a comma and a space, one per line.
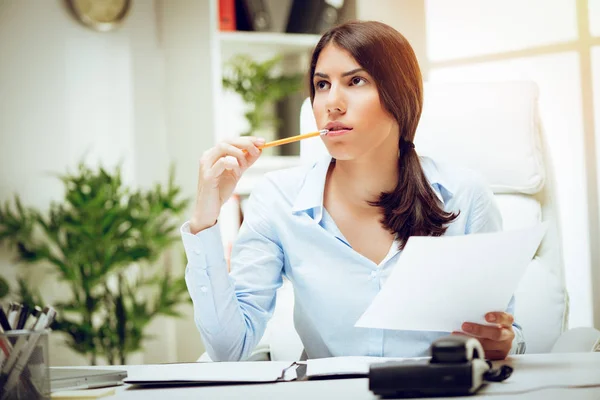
0, 163, 190, 365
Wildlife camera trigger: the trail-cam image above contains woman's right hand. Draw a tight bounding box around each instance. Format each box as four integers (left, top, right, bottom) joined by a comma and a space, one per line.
190, 136, 265, 234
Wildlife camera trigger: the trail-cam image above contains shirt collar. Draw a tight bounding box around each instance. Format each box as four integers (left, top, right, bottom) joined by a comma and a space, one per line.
291, 155, 454, 222
419, 156, 456, 204
291, 155, 332, 223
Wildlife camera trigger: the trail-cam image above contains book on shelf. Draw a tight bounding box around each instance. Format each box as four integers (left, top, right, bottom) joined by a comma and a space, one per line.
286, 0, 345, 34
235, 0, 272, 32
219, 0, 236, 31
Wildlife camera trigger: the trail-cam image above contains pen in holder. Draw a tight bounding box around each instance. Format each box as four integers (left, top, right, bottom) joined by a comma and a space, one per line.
0, 329, 51, 400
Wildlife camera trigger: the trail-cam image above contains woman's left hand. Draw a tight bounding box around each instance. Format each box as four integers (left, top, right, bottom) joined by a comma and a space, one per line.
453, 312, 515, 360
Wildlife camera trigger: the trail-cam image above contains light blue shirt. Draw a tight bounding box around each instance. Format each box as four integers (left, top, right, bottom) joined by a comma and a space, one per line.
182, 155, 525, 361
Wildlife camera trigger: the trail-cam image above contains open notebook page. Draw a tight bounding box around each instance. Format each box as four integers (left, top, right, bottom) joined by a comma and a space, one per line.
305, 356, 427, 379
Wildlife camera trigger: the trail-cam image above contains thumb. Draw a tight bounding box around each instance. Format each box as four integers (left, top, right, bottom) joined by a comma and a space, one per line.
246, 147, 262, 169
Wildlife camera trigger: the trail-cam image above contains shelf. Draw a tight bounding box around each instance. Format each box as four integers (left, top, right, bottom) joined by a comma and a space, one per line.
219, 31, 320, 58
235, 155, 303, 196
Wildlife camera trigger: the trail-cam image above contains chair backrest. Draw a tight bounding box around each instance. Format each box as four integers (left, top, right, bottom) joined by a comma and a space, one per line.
266, 81, 568, 359
412, 82, 568, 353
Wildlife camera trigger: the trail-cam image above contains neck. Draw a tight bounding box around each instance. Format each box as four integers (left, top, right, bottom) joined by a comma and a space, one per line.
329, 148, 400, 211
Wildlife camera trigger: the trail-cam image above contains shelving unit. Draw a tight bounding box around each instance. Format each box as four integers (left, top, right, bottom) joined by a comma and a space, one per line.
219, 31, 321, 57
199, 0, 357, 241
217, 30, 321, 196
214, 9, 347, 196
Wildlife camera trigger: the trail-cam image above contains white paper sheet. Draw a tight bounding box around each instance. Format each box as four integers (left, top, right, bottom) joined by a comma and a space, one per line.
355, 224, 546, 332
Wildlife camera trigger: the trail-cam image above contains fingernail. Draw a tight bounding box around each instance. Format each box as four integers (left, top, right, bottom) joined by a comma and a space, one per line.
487, 313, 496, 322
255, 138, 266, 145
462, 324, 472, 332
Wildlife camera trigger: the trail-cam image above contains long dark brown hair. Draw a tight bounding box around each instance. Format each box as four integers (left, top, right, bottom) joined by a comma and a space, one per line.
309, 21, 458, 249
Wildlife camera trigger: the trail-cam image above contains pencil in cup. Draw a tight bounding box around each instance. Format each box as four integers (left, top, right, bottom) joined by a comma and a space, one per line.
243, 129, 328, 153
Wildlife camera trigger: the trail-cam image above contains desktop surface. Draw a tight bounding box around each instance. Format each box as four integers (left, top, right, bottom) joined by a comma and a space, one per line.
54, 353, 600, 400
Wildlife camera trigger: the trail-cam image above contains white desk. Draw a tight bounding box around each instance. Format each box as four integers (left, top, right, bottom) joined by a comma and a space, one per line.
62, 353, 600, 400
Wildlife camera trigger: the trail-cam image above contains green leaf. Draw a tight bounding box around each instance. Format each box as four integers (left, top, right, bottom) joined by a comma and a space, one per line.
0, 276, 9, 299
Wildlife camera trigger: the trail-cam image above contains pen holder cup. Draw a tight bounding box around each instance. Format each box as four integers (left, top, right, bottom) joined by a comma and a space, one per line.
0, 329, 50, 400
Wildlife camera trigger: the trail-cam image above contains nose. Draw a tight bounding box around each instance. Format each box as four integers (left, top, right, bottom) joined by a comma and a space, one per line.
325, 85, 346, 115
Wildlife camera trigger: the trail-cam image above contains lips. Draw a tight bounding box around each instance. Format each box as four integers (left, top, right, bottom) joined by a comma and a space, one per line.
324, 121, 353, 136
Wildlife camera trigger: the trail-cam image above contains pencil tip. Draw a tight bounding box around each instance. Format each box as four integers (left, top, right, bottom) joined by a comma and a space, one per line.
320, 129, 329, 135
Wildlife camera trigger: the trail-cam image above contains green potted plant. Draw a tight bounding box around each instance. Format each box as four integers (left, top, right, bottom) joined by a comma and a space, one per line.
222, 54, 304, 149
0, 162, 190, 365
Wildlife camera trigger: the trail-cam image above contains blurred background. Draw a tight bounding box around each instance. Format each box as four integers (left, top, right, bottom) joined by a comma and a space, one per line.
0, 0, 598, 366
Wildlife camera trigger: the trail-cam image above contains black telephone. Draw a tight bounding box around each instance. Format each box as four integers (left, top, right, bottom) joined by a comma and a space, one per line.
369, 336, 513, 398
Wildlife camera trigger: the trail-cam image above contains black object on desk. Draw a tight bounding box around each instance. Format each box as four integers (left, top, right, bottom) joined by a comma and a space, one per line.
369, 336, 513, 398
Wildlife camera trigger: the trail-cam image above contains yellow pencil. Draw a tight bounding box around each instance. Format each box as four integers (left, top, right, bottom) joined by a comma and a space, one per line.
258, 129, 329, 150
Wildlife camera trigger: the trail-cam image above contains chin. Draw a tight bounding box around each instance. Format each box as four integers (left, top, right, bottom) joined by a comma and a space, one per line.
324, 145, 356, 161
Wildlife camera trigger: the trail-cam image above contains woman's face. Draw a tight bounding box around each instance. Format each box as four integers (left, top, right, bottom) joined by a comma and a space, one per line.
312, 44, 400, 161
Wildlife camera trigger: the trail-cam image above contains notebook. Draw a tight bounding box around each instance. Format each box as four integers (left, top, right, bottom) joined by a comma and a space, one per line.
123, 357, 408, 386
50, 368, 127, 392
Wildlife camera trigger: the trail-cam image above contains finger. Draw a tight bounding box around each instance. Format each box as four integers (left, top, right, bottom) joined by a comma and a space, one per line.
203, 143, 248, 170
225, 136, 265, 155
207, 156, 241, 181
241, 143, 262, 160
485, 349, 508, 361
246, 148, 263, 169
485, 312, 514, 328
476, 337, 513, 352
451, 330, 474, 338
480, 337, 512, 360
462, 323, 513, 342
222, 156, 242, 178
451, 333, 511, 360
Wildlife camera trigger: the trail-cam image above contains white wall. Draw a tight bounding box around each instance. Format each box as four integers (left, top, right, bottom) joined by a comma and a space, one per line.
356, 0, 428, 74
156, 0, 219, 363
0, 0, 208, 365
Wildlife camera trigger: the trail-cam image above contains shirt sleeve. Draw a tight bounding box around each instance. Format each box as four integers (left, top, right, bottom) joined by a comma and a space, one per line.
464, 178, 526, 355
182, 178, 284, 361
505, 295, 526, 355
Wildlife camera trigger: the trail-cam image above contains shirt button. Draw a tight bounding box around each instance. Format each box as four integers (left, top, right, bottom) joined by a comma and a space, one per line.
370, 271, 377, 279
200, 286, 208, 293
193, 248, 201, 255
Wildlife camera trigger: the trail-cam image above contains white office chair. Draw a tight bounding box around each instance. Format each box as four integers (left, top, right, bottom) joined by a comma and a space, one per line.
200, 81, 597, 362
551, 327, 600, 353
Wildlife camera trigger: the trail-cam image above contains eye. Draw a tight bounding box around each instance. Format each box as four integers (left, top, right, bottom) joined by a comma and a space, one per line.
315, 80, 330, 91
350, 76, 366, 86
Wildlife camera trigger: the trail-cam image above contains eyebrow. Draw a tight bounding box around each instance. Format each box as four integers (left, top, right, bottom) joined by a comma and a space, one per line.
313, 68, 366, 79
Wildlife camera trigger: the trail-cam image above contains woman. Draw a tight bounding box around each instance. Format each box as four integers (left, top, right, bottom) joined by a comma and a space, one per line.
182, 21, 525, 361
